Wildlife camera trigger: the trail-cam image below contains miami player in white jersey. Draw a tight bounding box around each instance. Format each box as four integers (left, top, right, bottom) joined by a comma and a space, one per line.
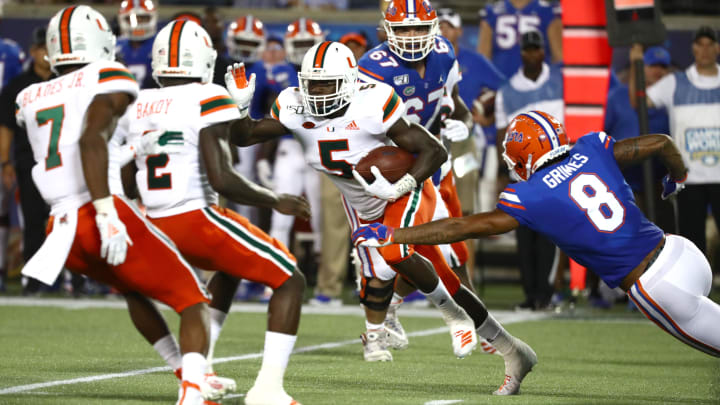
115, 20, 309, 405
15, 6, 212, 405
223, 41, 537, 394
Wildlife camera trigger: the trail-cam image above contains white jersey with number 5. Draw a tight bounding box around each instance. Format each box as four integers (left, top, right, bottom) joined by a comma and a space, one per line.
15, 60, 138, 215
273, 82, 406, 220
118, 82, 241, 218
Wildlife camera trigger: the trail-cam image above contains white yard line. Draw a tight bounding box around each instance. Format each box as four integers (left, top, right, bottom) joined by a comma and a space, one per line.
0, 297, 549, 396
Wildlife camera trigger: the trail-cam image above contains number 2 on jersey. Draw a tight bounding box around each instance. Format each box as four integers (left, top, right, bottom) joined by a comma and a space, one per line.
147, 154, 171, 189
569, 173, 625, 233
36, 104, 65, 170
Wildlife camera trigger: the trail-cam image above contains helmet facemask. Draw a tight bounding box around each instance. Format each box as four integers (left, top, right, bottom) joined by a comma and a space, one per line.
119, 5, 157, 41
299, 76, 353, 116
384, 19, 438, 61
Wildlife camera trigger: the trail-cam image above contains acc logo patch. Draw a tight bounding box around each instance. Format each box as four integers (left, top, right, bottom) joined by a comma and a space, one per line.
393, 74, 409, 86
403, 86, 415, 96
302, 122, 315, 129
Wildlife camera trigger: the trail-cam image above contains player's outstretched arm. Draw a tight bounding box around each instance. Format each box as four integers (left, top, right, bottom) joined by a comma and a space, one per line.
393, 208, 519, 245
613, 134, 687, 180
200, 123, 311, 219
227, 116, 289, 147
387, 117, 448, 184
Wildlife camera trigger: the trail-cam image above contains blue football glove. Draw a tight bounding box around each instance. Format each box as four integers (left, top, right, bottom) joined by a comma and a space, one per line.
351, 223, 395, 248
661, 173, 687, 200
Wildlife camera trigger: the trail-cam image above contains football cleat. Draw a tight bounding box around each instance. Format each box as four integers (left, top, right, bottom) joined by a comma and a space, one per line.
176, 381, 204, 405
384, 307, 408, 350
448, 319, 477, 359
245, 384, 300, 405
479, 338, 500, 355
201, 372, 237, 401
360, 331, 393, 362
493, 337, 538, 395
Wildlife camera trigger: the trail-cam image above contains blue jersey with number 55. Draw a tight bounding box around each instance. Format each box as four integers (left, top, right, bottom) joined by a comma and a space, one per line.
480, 0, 560, 77
496, 132, 664, 288
357, 36, 460, 131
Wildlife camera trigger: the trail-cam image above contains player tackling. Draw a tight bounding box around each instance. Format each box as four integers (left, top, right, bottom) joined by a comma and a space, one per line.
354, 111, 720, 358
224, 41, 537, 395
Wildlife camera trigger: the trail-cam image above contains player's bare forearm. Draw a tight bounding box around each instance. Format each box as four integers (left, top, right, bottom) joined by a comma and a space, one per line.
547, 19, 563, 63
393, 209, 519, 245
478, 21, 493, 58
450, 86, 472, 128
388, 117, 447, 183
228, 116, 289, 146
201, 123, 279, 208
613, 134, 687, 179
80, 93, 131, 200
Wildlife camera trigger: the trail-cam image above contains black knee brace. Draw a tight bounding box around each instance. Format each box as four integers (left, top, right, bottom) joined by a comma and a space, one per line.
359, 277, 394, 311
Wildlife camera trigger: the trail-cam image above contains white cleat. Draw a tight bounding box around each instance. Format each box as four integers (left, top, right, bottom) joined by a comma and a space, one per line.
176, 381, 204, 405
493, 338, 538, 395
201, 372, 237, 401
245, 384, 300, 405
449, 319, 477, 358
384, 308, 409, 350
360, 331, 393, 362
479, 338, 501, 355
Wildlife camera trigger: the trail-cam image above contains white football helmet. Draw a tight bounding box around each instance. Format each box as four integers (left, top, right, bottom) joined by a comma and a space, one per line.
298, 41, 358, 117
118, 0, 158, 41
151, 20, 217, 86
225, 15, 266, 63
285, 18, 325, 66
384, 0, 439, 61
46, 5, 116, 73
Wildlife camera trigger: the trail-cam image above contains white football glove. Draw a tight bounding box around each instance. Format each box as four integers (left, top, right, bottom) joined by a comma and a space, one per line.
441, 118, 470, 142
224, 62, 256, 119
256, 159, 274, 189
352, 166, 417, 202
93, 196, 133, 266
116, 130, 184, 166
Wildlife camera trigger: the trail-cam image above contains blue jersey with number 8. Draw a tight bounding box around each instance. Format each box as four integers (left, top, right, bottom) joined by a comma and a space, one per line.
496, 132, 664, 288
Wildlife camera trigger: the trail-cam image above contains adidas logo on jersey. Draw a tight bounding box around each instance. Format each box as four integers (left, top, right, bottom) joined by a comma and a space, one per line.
345, 120, 359, 130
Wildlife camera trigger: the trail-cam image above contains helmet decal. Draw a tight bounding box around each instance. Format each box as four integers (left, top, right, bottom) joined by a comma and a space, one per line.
168, 20, 186, 68
59, 6, 77, 54
313, 41, 332, 68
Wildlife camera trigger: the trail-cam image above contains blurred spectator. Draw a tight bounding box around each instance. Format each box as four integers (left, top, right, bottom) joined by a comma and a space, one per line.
478, 0, 562, 78
115, 0, 157, 88
0, 27, 50, 294
339, 32, 368, 61
284, 18, 325, 67
495, 30, 563, 311
629, 27, 720, 260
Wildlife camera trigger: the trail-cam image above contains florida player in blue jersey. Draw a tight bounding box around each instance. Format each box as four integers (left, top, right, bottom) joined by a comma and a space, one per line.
354, 110, 720, 360
358, 0, 486, 352
116, 0, 157, 88
0, 37, 24, 91
478, 0, 562, 78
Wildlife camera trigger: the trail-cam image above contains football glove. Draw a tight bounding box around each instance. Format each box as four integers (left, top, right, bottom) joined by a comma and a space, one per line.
116, 130, 184, 166
93, 196, 133, 266
224, 62, 256, 119
661, 172, 687, 200
352, 166, 417, 202
256, 159, 274, 189
440, 118, 470, 142
352, 223, 395, 248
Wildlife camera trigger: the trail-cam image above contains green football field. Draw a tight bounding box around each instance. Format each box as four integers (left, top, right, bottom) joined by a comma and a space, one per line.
0, 298, 718, 405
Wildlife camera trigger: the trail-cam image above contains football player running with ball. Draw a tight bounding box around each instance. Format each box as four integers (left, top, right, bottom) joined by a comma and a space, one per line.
116, 20, 310, 405
224, 41, 537, 395
354, 111, 720, 360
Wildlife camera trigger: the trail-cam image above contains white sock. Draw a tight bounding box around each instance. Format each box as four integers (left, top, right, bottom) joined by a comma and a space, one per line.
256, 331, 297, 386
207, 307, 228, 373
153, 334, 182, 371
388, 293, 403, 314
181, 352, 207, 385
424, 280, 467, 321
476, 314, 514, 355
365, 320, 384, 332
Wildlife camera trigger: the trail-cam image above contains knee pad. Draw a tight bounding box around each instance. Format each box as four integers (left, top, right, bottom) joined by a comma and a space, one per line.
359, 277, 394, 311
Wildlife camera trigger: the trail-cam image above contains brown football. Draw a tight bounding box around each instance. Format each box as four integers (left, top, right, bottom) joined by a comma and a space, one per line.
355, 146, 416, 183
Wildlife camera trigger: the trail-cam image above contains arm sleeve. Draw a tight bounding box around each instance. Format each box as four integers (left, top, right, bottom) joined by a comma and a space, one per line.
446, 60, 461, 93
199, 85, 242, 128
379, 87, 405, 133
646, 74, 675, 109
14, 91, 25, 129
496, 185, 532, 226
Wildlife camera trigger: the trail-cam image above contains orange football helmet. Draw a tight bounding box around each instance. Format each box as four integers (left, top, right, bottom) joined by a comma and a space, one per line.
383, 0, 438, 61
118, 0, 157, 41
284, 18, 325, 66
226, 15, 266, 63
502, 111, 570, 181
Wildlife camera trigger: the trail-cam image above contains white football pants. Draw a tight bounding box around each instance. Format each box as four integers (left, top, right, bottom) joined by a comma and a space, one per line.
628, 234, 720, 357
